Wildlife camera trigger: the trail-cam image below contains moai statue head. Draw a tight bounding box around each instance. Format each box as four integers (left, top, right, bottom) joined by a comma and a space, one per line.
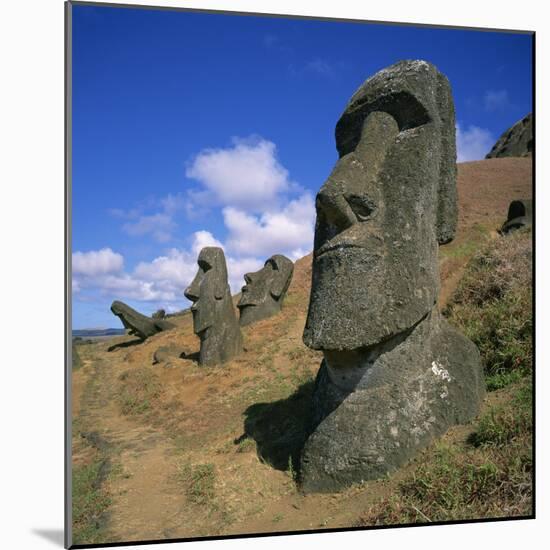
303, 60, 458, 351
237, 254, 294, 326
110, 300, 174, 340
184, 247, 242, 366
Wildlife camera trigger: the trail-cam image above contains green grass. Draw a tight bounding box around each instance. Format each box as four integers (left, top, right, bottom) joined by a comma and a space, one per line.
358, 381, 532, 525
440, 223, 490, 260
179, 462, 216, 505
444, 228, 532, 389
72, 344, 83, 370
72, 458, 111, 545
469, 381, 532, 448
272, 513, 284, 523
235, 436, 256, 454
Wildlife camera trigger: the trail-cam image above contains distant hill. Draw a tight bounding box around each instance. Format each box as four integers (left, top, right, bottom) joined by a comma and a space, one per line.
486, 113, 532, 159
73, 328, 126, 338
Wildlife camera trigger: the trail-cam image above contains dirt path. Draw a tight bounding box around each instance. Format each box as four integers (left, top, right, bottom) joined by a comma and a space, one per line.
74, 346, 189, 544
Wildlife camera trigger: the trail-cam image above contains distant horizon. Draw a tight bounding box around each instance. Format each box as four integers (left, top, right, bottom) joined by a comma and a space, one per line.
71, 4, 533, 328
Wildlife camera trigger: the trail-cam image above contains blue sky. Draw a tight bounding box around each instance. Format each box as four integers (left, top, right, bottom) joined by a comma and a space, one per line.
71, 3, 533, 329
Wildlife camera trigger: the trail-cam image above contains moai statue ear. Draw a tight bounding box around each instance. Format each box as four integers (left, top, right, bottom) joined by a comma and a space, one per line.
269, 255, 294, 300
435, 71, 458, 245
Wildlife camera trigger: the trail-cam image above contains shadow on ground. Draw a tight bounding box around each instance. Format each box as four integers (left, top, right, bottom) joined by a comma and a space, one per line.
182, 350, 200, 364
108, 338, 143, 352
241, 380, 315, 473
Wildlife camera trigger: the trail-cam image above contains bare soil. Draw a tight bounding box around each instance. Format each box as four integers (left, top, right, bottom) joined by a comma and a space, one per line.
71, 157, 532, 544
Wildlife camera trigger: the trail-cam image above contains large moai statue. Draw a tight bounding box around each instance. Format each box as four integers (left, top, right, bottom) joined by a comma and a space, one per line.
110, 301, 175, 341
184, 247, 242, 366
237, 254, 294, 326
300, 60, 486, 492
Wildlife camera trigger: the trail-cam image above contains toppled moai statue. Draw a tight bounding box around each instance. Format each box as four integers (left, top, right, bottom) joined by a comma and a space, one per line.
110, 300, 175, 341
152, 308, 166, 320
184, 247, 242, 366
501, 199, 532, 234
237, 254, 294, 326
300, 60, 486, 493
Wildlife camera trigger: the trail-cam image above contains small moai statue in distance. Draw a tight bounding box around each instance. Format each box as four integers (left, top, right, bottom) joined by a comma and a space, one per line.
237, 254, 294, 326
184, 247, 242, 366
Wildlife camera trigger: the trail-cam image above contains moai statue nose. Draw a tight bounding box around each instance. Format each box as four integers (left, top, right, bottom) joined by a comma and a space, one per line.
315, 186, 356, 233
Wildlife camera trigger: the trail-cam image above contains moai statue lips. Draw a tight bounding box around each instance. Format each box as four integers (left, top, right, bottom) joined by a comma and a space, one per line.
300, 60, 485, 493
184, 247, 242, 366
110, 300, 175, 341
237, 254, 294, 326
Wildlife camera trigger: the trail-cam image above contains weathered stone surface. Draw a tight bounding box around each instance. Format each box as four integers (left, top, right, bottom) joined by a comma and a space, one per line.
151, 309, 166, 320
110, 301, 175, 341
238, 254, 294, 326
300, 60, 485, 492
486, 114, 533, 159
152, 344, 186, 365
184, 247, 242, 366
301, 309, 484, 492
501, 199, 533, 234
304, 60, 457, 352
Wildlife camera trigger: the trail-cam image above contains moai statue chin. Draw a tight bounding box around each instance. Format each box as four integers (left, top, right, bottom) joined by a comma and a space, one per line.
237, 254, 294, 326
300, 60, 486, 493
184, 247, 242, 366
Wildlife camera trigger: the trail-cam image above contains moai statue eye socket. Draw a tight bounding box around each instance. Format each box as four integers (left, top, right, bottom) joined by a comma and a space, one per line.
198, 259, 212, 273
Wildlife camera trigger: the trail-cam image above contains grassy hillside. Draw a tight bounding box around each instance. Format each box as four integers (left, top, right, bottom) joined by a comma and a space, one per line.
358, 227, 532, 525
71, 157, 533, 544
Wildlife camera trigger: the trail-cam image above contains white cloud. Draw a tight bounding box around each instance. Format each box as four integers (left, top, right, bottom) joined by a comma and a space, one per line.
224, 193, 315, 258
114, 193, 187, 243
226, 257, 264, 294
72, 231, 267, 309
73, 248, 124, 277
122, 212, 175, 243
456, 123, 495, 162
185, 137, 295, 211
191, 230, 223, 256
81, 137, 316, 317
305, 58, 334, 77
484, 89, 510, 111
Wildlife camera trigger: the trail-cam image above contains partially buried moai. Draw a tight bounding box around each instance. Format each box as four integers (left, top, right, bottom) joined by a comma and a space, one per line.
300, 60, 486, 492
501, 199, 532, 234
237, 254, 294, 326
184, 247, 242, 366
